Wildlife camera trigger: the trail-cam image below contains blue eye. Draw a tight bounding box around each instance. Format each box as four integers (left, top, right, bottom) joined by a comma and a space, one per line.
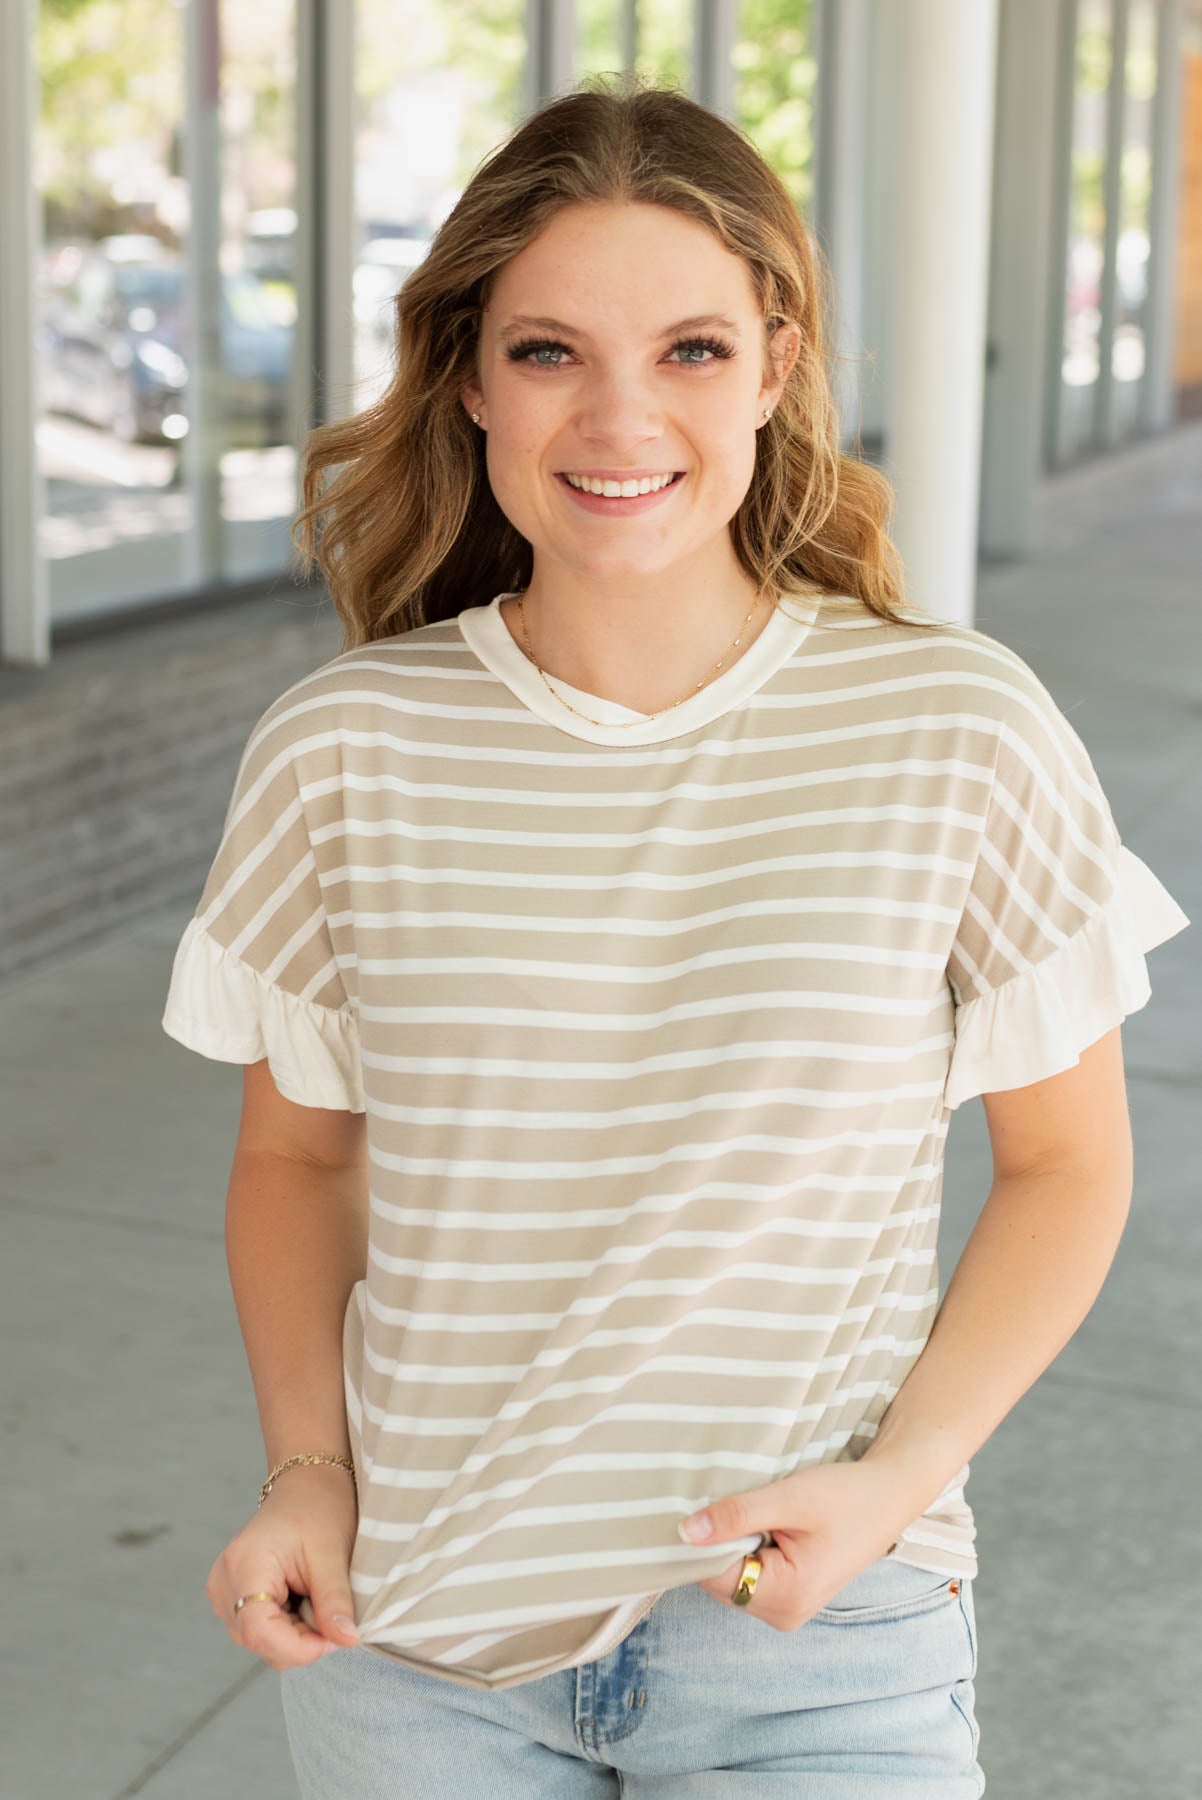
504, 335, 735, 367
669, 336, 735, 364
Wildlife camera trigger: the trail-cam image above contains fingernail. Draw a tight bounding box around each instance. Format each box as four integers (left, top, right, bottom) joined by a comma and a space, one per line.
678, 1512, 712, 1542
331, 1613, 360, 1639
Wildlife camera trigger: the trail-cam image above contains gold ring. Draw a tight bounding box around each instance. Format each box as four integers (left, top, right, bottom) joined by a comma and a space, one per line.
732, 1552, 763, 1607
232, 1591, 276, 1618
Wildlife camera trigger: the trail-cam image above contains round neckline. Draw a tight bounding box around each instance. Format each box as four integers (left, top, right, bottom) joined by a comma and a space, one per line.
456, 590, 824, 745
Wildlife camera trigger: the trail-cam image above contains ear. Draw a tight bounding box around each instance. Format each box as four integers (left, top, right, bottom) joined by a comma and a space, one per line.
759, 320, 801, 415
459, 382, 484, 421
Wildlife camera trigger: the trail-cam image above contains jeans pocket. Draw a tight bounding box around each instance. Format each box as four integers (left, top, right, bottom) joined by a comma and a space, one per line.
812, 1555, 963, 1625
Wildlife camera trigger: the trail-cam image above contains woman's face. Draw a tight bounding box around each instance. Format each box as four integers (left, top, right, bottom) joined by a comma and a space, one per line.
461, 202, 799, 591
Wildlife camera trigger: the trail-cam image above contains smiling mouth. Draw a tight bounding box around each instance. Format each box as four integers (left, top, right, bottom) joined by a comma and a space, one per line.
556, 472, 686, 497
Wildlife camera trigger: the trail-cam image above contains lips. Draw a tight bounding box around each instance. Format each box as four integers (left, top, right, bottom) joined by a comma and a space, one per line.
554, 471, 688, 516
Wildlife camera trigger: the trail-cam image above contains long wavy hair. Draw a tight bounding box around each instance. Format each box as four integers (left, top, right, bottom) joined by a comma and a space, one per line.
293, 73, 939, 648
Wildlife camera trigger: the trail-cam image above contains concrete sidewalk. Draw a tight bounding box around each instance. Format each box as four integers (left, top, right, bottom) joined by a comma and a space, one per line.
3, 425, 1199, 1798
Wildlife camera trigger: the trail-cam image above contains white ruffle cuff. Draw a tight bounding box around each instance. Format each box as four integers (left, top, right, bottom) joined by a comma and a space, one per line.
162, 916, 365, 1112
943, 844, 1189, 1111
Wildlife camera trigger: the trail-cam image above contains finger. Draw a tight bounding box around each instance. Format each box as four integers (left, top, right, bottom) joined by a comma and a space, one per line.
230, 1591, 341, 1670
723, 1542, 787, 1620
303, 1556, 362, 1646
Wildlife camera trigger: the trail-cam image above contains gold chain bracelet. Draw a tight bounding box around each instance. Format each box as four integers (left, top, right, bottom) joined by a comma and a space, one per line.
258, 1452, 357, 1509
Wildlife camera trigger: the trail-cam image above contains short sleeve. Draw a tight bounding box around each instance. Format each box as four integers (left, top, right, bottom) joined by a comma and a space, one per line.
161, 698, 364, 1112
943, 656, 1189, 1112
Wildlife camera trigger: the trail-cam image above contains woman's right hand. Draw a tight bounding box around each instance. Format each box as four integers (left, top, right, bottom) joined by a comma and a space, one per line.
204, 1463, 363, 1669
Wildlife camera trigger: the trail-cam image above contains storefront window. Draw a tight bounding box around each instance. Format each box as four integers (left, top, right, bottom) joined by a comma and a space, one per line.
34, 0, 299, 625
577, 0, 691, 89
353, 0, 527, 403
734, 0, 818, 218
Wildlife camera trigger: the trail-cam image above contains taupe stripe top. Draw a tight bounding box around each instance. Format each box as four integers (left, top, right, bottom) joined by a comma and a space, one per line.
162, 589, 1188, 1690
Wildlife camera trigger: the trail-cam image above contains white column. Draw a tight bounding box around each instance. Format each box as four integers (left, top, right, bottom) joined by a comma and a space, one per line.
0, 0, 49, 664
886, 0, 999, 627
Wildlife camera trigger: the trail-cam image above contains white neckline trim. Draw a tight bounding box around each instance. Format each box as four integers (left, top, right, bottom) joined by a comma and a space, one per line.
456, 591, 824, 744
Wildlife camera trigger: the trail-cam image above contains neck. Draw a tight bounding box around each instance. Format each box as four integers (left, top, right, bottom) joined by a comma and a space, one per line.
500, 572, 778, 715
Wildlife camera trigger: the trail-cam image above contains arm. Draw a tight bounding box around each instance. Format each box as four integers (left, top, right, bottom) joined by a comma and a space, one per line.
226, 1057, 369, 1474
860, 1023, 1134, 1508
202, 1059, 368, 1665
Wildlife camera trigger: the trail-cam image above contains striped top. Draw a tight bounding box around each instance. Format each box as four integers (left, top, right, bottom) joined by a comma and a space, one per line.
162, 588, 1189, 1691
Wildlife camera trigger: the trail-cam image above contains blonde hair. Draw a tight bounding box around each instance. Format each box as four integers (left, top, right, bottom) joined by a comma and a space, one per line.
293, 73, 939, 647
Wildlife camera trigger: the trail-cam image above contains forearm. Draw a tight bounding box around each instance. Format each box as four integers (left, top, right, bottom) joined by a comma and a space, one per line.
861, 1163, 1132, 1510
226, 1147, 368, 1471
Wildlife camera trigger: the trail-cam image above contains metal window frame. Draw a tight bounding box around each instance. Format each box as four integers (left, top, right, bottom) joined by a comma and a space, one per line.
0, 0, 49, 666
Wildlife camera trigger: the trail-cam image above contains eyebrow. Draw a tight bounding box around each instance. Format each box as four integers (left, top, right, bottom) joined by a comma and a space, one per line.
496, 312, 741, 342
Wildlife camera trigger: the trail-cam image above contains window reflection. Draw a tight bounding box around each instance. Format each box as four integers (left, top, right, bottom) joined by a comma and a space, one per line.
35, 3, 190, 620
578, 1, 691, 89
34, 0, 299, 622
353, 0, 527, 402
734, 0, 817, 218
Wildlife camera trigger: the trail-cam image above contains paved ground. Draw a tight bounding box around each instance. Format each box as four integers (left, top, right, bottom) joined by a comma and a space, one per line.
2, 423, 1199, 1797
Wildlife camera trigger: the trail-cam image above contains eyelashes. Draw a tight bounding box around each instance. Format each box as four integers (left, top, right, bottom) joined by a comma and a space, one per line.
503, 334, 736, 369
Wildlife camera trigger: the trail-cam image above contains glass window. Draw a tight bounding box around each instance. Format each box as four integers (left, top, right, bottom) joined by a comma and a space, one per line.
734, 0, 818, 218
34, 0, 300, 625
353, 0, 528, 403
35, 1, 190, 623
578, 1, 691, 89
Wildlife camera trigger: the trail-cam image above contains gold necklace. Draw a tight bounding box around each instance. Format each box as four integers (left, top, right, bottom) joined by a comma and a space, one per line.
513, 589, 769, 728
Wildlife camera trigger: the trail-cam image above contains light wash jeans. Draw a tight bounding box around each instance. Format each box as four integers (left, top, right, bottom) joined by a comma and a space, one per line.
280, 1552, 985, 1797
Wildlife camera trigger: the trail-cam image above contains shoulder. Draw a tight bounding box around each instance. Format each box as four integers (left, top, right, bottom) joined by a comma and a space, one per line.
808, 595, 1073, 744
240, 617, 472, 763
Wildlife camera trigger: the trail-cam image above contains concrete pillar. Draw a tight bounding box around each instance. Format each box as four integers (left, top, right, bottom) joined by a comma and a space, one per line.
886, 0, 999, 626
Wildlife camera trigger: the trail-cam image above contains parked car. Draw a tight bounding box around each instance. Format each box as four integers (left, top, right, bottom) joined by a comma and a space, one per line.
38, 238, 293, 446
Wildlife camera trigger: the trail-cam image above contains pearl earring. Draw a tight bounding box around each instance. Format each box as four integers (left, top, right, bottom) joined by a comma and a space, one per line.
471, 411, 480, 423
762, 408, 772, 420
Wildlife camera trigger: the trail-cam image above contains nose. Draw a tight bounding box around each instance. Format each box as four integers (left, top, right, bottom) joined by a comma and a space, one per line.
574, 368, 664, 451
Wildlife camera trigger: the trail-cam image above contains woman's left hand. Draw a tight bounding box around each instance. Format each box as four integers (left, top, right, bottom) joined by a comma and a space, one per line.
680, 1457, 929, 1633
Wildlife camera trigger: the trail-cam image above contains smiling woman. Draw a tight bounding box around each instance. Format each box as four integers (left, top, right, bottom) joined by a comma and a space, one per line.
160, 69, 1188, 1800
291, 75, 922, 665
452, 196, 803, 714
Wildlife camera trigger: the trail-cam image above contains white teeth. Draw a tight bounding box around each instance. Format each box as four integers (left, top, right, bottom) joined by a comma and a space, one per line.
563, 472, 678, 497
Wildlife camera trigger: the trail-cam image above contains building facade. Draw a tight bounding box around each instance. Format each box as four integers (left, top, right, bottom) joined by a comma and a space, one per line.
1, 0, 1199, 665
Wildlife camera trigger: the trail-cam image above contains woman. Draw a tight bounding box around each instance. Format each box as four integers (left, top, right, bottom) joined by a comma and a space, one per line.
162, 77, 1188, 1796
